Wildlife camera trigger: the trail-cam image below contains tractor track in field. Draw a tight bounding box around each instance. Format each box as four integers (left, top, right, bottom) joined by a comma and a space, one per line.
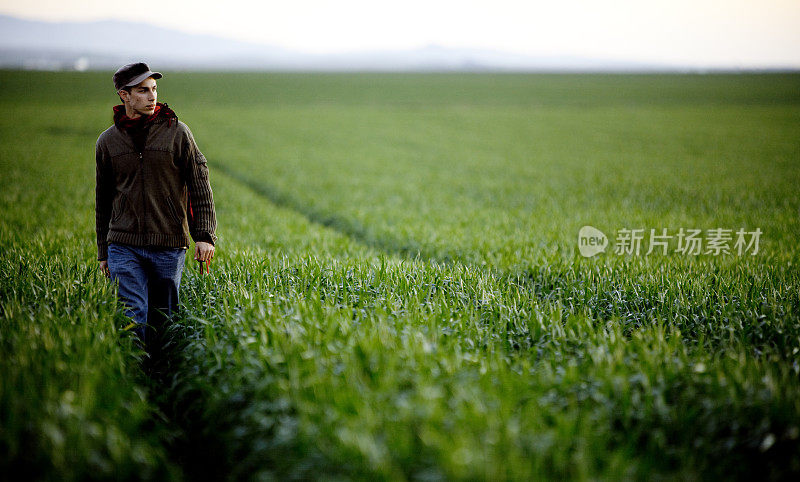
214, 162, 448, 263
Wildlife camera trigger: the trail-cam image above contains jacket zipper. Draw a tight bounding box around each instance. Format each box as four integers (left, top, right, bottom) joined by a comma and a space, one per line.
139, 152, 146, 232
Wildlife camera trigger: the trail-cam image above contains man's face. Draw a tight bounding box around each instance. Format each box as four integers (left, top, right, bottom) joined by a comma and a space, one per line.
119, 77, 157, 117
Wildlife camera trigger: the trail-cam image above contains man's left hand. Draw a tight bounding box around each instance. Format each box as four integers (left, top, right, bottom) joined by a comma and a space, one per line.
195, 241, 215, 263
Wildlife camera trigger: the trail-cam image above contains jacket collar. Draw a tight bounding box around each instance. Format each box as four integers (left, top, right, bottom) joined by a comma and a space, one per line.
113, 102, 178, 130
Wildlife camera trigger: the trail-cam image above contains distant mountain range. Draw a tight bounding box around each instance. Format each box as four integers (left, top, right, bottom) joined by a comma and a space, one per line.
0, 13, 688, 72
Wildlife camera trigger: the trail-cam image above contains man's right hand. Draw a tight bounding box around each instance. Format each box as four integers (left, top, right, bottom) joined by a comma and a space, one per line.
99, 260, 110, 278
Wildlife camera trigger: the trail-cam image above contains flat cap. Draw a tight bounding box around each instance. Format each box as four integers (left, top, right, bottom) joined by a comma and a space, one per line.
113, 62, 162, 91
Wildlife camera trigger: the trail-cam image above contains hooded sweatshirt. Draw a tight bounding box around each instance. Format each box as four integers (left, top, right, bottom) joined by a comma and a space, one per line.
95, 102, 217, 260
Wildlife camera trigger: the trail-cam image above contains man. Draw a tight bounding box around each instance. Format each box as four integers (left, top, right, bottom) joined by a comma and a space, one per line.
95, 62, 217, 349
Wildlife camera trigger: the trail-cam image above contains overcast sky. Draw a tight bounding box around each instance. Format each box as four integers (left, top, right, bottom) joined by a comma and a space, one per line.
1, 0, 798, 68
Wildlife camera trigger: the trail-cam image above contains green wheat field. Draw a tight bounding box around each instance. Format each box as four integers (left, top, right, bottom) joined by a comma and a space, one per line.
1, 70, 799, 480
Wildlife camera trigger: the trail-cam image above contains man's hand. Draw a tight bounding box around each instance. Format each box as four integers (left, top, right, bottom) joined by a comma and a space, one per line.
195, 241, 215, 263
99, 260, 110, 278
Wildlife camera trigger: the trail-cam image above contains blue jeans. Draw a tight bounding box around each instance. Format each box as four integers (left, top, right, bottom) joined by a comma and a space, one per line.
107, 243, 187, 346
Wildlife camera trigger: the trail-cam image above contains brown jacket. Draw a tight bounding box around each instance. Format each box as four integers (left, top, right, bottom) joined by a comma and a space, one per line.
95, 105, 217, 260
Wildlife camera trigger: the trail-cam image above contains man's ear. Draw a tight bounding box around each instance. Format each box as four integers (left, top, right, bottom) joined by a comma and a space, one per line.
118, 89, 129, 103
